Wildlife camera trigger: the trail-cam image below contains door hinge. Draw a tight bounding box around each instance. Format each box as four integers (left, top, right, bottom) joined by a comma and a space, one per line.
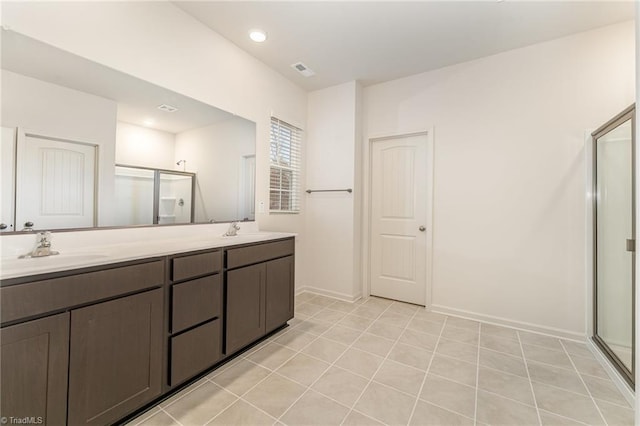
626, 239, 635, 252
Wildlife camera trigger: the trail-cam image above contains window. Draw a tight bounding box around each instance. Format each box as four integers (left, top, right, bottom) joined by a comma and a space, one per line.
269, 117, 301, 213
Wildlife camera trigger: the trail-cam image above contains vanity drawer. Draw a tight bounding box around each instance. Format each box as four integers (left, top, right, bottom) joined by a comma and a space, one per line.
170, 319, 221, 386
1, 260, 165, 324
171, 274, 222, 333
171, 250, 222, 282
226, 238, 294, 269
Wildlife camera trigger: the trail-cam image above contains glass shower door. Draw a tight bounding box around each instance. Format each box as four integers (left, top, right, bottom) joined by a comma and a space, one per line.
157, 171, 195, 225
593, 106, 635, 387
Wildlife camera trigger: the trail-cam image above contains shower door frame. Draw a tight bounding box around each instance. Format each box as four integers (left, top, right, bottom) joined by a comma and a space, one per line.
592, 104, 636, 388
116, 164, 196, 225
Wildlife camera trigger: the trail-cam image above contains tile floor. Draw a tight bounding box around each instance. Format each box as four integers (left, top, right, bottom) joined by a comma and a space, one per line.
128, 293, 634, 426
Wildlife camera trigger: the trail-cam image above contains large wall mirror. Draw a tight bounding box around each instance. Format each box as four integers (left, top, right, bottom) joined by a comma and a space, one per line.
0, 30, 256, 232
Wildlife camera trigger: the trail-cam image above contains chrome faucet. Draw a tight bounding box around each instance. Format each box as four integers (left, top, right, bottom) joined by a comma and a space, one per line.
223, 221, 241, 237
19, 231, 60, 258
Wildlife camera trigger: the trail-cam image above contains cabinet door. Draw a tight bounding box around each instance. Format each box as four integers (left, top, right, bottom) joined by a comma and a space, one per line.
226, 263, 266, 354
68, 289, 163, 426
266, 256, 295, 333
1, 312, 69, 426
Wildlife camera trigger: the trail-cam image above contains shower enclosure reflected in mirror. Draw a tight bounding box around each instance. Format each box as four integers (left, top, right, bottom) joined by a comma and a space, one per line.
592, 104, 635, 387
114, 166, 195, 226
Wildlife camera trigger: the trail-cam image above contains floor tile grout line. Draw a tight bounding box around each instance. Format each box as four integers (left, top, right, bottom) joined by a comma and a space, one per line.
177, 382, 239, 426
129, 406, 162, 426
406, 314, 450, 426
560, 339, 610, 426
537, 408, 593, 426
157, 377, 212, 411
527, 377, 612, 400
473, 323, 481, 426
348, 407, 389, 425
201, 382, 281, 426
158, 406, 185, 426
339, 301, 424, 426
273, 298, 395, 425
517, 328, 543, 426
589, 396, 635, 410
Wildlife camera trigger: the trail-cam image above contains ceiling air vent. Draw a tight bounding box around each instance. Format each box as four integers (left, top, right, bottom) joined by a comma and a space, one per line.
157, 104, 178, 113
291, 62, 315, 77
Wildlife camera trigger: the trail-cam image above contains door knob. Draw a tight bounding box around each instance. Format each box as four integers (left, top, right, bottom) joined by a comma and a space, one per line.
419, 226, 426, 232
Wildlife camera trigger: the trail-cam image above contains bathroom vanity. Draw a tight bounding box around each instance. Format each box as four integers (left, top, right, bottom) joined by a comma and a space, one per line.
0, 231, 295, 426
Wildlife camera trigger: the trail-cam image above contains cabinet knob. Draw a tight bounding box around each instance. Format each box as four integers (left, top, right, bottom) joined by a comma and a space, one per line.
0, 223, 7, 230
419, 226, 426, 232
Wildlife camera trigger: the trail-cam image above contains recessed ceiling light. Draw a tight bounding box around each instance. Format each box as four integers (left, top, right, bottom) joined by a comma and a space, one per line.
249, 29, 267, 43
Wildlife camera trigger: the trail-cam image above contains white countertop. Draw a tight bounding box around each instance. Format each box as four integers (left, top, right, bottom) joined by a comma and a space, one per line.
0, 228, 295, 280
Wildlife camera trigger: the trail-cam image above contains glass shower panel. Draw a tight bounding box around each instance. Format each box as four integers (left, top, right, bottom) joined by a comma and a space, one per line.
595, 118, 633, 374
158, 172, 193, 225
114, 166, 155, 226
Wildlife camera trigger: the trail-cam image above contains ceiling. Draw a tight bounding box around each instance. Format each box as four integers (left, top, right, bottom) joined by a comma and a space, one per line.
174, 1, 636, 92
1, 30, 236, 134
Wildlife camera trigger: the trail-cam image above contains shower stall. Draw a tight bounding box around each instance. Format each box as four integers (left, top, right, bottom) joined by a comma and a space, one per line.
114, 165, 195, 226
592, 104, 636, 388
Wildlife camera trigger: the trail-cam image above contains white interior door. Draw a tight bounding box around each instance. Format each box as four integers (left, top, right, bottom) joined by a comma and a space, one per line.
370, 133, 430, 305
16, 131, 97, 230
1, 127, 16, 232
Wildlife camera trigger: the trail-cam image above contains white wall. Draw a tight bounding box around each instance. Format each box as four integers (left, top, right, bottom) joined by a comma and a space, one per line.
0, 70, 118, 226
116, 122, 176, 170
175, 118, 255, 222
303, 81, 363, 300
364, 21, 635, 337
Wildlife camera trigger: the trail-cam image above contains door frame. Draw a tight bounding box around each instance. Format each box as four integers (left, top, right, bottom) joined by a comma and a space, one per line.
591, 104, 636, 388
362, 128, 435, 307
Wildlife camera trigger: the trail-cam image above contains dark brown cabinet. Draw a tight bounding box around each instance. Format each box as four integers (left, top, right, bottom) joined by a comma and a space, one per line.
225, 239, 295, 354
171, 274, 222, 333
266, 255, 295, 333
168, 250, 224, 387
67, 289, 164, 426
170, 319, 222, 385
226, 263, 266, 354
0, 312, 70, 426
1, 237, 294, 425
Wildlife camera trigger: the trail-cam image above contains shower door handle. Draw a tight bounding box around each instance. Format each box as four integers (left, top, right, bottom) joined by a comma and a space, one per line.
626, 239, 635, 252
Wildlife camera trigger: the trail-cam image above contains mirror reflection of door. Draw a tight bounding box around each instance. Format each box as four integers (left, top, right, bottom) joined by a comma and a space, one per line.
241, 155, 256, 221
16, 131, 97, 230
1, 127, 16, 232
593, 106, 635, 387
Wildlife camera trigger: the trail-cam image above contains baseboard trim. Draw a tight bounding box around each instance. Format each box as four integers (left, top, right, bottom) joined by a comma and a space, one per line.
430, 304, 585, 341
586, 339, 635, 406
296, 286, 361, 303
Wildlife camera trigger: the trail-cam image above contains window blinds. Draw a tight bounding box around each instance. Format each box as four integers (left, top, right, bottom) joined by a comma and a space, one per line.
269, 117, 302, 213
